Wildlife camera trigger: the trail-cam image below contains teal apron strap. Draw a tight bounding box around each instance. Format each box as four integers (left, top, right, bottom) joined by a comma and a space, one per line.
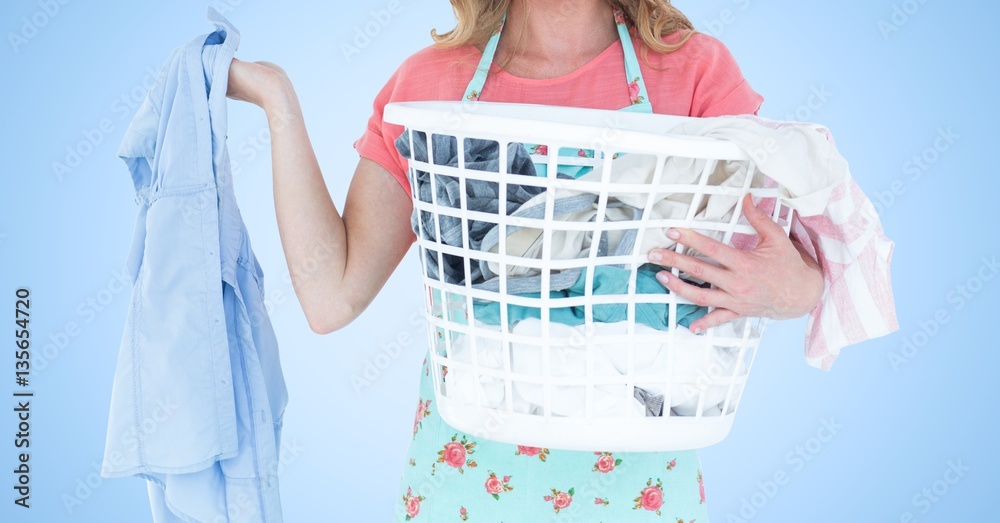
615, 9, 653, 114
462, 8, 652, 112
462, 13, 506, 101
459, 6, 654, 176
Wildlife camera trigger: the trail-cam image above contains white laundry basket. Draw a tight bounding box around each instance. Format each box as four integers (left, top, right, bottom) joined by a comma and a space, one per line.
384, 101, 793, 452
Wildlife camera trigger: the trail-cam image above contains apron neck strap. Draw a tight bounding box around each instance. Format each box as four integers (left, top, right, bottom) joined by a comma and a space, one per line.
463, 7, 653, 113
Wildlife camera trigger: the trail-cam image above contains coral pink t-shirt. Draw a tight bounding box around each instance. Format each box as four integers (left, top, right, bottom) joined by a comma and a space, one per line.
354, 30, 764, 199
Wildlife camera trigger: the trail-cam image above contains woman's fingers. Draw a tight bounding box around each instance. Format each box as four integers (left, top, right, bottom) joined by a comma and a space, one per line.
741, 193, 785, 243
688, 308, 742, 335
655, 270, 737, 311
647, 247, 736, 291
664, 227, 743, 270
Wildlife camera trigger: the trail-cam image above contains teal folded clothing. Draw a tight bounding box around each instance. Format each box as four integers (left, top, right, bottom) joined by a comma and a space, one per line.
471, 264, 708, 330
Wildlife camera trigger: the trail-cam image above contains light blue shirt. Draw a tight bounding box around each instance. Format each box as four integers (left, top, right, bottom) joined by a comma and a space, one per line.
101, 7, 287, 522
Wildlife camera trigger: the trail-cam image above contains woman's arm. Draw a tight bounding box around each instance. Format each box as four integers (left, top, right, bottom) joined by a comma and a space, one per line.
228, 58, 415, 334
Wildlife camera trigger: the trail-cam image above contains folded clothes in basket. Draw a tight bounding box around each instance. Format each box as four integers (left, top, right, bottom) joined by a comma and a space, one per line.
477, 152, 755, 285
396, 132, 545, 286
396, 131, 711, 332
469, 264, 707, 331
403, 114, 897, 373
443, 318, 747, 418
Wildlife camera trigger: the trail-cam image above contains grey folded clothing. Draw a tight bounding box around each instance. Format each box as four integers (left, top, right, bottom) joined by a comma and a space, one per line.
396, 131, 544, 286
634, 387, 665, 417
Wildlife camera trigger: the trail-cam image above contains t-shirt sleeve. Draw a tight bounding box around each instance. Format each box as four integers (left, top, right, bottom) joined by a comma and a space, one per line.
353, 65, 412, 198
689, 33, 764, 117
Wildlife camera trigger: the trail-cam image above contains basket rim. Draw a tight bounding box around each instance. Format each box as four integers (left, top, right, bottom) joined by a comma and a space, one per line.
384, 101, 752, 161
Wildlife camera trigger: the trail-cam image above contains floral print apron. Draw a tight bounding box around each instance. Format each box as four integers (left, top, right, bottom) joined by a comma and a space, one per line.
394, 8, 709, 522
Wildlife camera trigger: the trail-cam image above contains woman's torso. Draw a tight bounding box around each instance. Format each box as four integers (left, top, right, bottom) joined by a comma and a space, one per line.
384, 15, 765, 523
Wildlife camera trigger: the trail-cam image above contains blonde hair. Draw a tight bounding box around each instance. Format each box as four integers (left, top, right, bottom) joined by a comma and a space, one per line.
431, 0, 696, 56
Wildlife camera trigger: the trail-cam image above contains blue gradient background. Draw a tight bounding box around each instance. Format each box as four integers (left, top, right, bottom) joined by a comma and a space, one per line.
1, 1, 996, 521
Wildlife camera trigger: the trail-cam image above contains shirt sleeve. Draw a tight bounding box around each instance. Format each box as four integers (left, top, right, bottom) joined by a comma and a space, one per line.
688, 33, 765, 117
353, 65, 412, 199
790, 177, 899, 371
726, 123, 898, 370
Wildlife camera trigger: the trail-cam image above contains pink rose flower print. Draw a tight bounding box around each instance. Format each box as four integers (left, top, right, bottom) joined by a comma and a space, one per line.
437, 434, 478, 474
402, 487, 425, 521
485, 477, 501, 495
614, 9, 627, 25
459, 506, 468, 521
530, 144, 549, 156
406, 498, 421, 519
595, 497, 610, 506
467, 90, 480, 101
413, 399, 432, 438
543, 488, 574, 513
667, 459, 677, 471
629, 77, 645, 105
515, 445, 550, 462
484, 471, 514, 500
593, 452, 622, 474
633, 478, 665, 515
444, 442, 466, 467
698, 470, 706, 504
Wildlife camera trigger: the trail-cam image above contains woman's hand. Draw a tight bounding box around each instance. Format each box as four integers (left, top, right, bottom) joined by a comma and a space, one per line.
226, 57, 292, 110
647, 193, 824, 334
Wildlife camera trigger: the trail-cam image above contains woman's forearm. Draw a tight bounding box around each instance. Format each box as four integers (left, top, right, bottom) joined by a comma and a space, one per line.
262, 84, 354, 333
